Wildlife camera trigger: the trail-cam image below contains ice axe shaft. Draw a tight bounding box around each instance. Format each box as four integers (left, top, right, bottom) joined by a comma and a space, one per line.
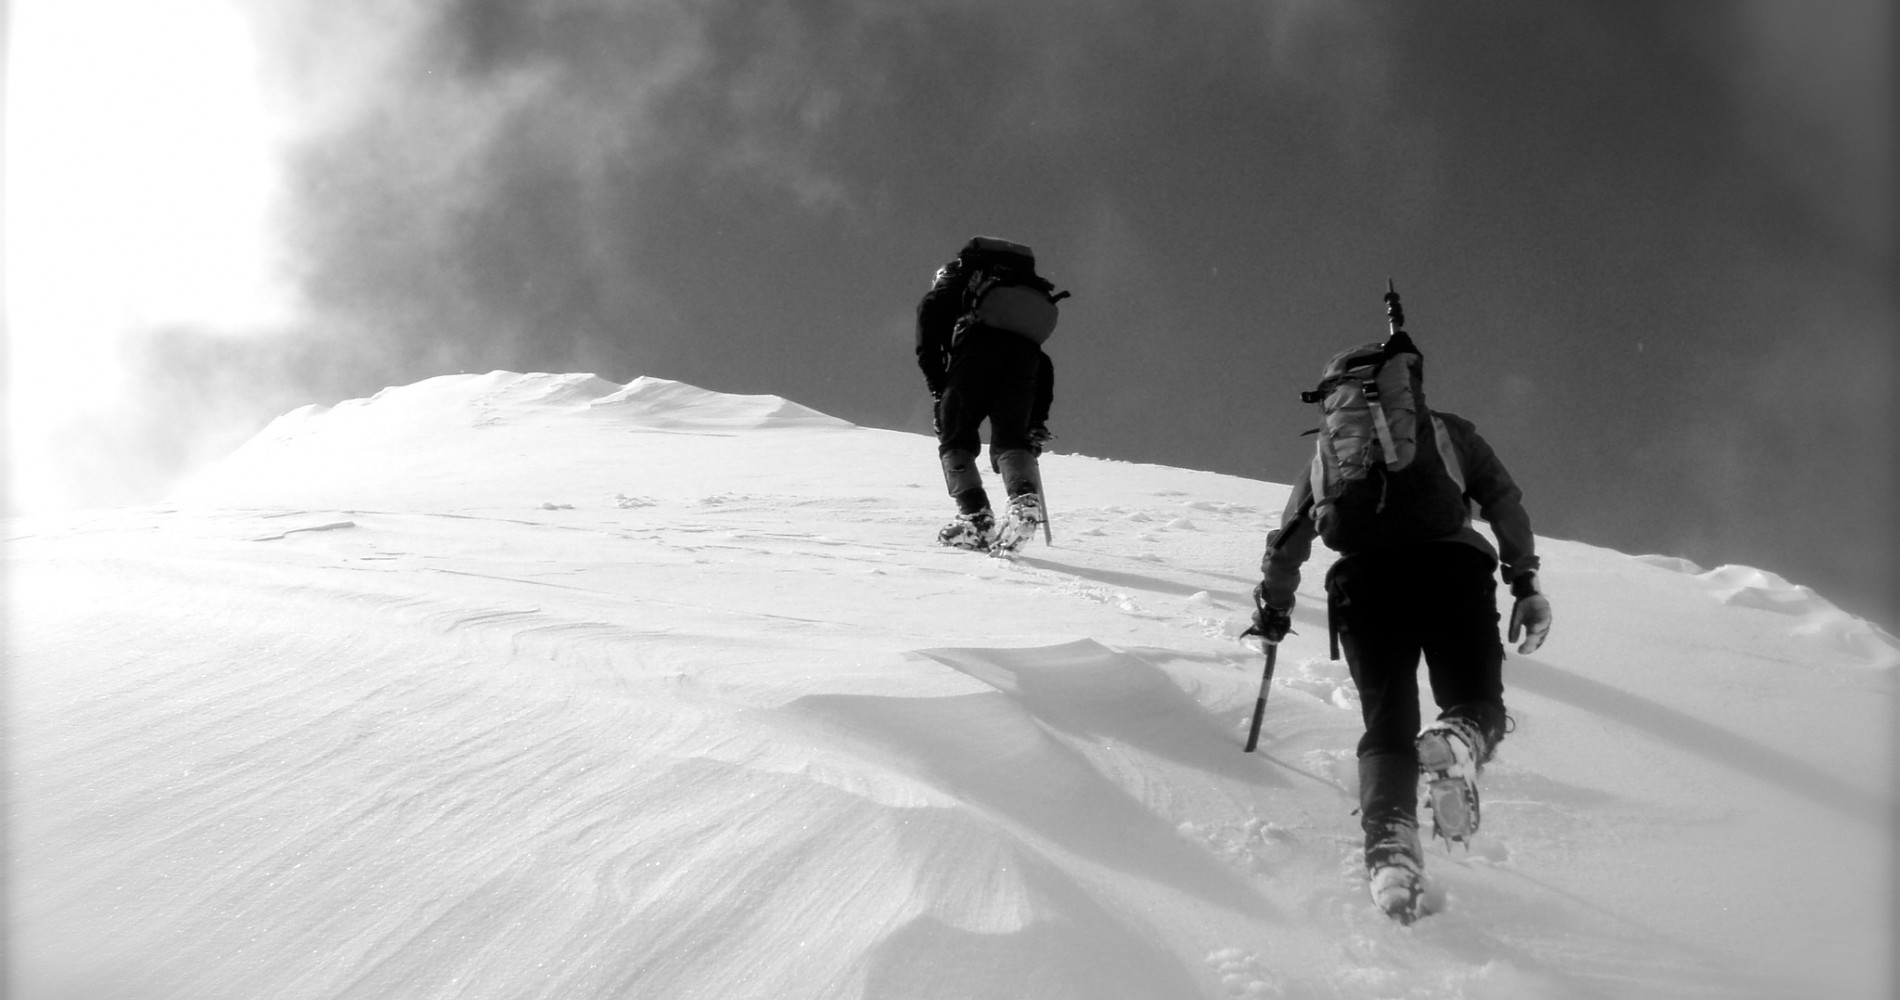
1385, 278, 1405, 338
1240, 588, 1284, 751
1243, 641, 1278, 753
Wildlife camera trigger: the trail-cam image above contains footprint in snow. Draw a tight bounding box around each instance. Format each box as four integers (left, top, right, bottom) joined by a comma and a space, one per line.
1181, 817, 1299, 878
1279, 657, 1359, 710
1203, 947, 1282, 997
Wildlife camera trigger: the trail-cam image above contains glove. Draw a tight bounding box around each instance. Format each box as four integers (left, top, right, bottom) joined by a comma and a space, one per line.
931, 395, 943, 438
1027, 423, 1053, 456
1508, 574, 1552, 655
1244, 581, 1293, 643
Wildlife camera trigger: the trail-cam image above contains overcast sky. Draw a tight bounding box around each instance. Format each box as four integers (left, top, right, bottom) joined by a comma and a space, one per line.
7, 0, 1892, 624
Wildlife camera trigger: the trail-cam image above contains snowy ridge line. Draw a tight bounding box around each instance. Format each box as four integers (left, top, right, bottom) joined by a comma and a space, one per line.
250, 371, 853, 442
1635, 554, 1899, 668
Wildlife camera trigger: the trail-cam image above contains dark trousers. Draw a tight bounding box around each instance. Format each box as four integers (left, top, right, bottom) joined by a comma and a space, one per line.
1327, 542, 1506, 847
937, 328, 1041, 510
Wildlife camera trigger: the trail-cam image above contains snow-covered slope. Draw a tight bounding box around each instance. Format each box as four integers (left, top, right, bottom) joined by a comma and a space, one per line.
10, 372, 1894, 1000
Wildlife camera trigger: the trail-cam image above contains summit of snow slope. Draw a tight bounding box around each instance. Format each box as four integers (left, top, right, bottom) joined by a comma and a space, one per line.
10, 371, 1895, 1000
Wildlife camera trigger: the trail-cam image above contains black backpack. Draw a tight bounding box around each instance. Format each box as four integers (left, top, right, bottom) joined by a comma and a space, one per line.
953, 236, 1070, 345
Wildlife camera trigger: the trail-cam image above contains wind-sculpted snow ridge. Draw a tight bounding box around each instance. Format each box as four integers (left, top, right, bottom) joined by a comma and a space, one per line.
1640, 557, 1900, 668
14, 371, 1894, 1000
173, 371, 854, 510
242, 371, 847, 444
588, 375, 852, 430
1700, 563, 1843, 616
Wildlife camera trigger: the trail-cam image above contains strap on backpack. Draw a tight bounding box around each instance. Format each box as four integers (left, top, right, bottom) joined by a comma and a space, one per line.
1362, 378, 1402, 471
1432, 415, 1465, 496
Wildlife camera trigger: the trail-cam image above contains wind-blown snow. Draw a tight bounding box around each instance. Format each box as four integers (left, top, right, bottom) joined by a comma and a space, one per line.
9, 371, 1895, 999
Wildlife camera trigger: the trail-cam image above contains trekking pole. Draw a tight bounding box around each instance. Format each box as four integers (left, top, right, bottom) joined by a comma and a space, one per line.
1030, 456, 1054, 545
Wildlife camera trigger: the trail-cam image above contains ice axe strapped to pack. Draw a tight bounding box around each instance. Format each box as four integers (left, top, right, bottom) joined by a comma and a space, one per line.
1300, 283, 1467, 553
1301, 282, 1424, 476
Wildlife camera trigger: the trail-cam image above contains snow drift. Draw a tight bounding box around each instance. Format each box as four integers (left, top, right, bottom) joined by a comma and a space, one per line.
9, 371, 1894, 1000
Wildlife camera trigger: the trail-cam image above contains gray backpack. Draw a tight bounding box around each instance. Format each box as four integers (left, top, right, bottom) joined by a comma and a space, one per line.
1302, 332, 1468, 553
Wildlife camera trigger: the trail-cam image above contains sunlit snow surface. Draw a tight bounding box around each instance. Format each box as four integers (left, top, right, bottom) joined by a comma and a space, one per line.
10, 372, 1895, 999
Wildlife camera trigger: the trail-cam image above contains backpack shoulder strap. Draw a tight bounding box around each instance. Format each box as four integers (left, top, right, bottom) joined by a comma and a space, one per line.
962, 269, 1001, 313
1431, 414, 1464, 495
1431, 414, 1475, 528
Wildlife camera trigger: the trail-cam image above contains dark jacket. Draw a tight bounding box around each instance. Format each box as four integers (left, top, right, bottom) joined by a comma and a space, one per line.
916, 258, 1054, 425
1259, 410, 1537, 608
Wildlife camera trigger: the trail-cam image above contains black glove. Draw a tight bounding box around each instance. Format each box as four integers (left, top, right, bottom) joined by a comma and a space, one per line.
931, 395, 943, 438
1508, 573, 1551, 654
920, 345, 947, 400
1027, 424, 1053, 456
1244, 581, 1293, 643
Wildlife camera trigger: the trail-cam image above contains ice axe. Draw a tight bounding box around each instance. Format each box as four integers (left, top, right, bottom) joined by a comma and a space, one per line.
1239, 590, 1283, 753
